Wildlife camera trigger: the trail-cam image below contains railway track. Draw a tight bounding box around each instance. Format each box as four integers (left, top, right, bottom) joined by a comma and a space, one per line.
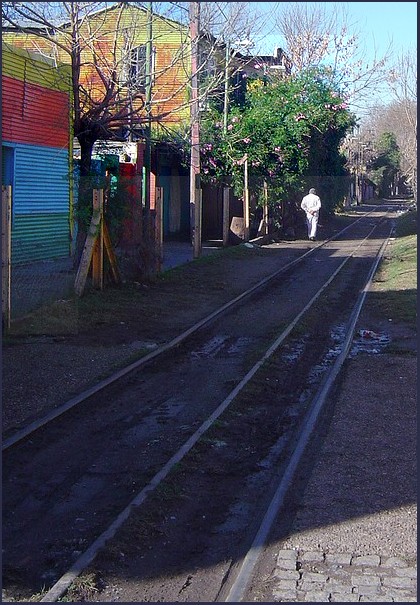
3, 207, 395, 602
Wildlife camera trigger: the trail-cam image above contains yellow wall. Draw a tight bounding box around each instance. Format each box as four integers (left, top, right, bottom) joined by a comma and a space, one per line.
3, 4, 191, 132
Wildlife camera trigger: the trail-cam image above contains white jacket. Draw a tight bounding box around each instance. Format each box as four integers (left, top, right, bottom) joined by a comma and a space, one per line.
301, 193, 321, 217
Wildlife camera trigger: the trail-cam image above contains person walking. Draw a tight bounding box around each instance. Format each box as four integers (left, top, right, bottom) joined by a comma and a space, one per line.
301, 187, 321, 241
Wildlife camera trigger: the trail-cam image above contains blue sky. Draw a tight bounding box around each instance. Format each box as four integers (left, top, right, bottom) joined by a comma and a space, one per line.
249, 2, 416, 113
254, 2, 417, 59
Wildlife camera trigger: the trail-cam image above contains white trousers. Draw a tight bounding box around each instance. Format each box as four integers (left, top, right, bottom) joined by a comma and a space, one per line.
305, 213, 319, 238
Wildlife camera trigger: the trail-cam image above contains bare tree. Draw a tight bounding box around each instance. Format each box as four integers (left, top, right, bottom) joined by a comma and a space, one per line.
388, 48, 417, 200
2, 1, 277, 268
362, 47, 417, 200
3, 2, 144, 175
2, 2, 275, 171
273, 2, 392, 110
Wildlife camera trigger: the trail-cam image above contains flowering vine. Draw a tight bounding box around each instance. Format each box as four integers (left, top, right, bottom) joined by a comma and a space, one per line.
199, 67, 356, 212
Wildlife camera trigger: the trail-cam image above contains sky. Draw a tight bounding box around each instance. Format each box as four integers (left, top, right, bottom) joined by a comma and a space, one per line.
248, 2, 416, 114
253, 2, 417, 59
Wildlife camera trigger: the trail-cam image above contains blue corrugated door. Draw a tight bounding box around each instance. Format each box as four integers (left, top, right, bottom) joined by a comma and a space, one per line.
11, 143, 71, 264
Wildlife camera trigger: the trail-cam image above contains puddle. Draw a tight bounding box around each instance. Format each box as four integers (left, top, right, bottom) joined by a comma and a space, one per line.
307, 325, 346, 385
350, 328, 391, 357
191, 335, 253, 358
281, 340, 307, 364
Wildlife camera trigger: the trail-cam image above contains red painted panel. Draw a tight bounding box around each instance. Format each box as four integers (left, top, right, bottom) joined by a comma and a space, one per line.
2, 75, 70, 148
118, 162, 143, 248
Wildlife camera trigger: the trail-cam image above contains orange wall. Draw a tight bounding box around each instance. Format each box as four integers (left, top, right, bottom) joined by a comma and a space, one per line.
3, 5, 191, 133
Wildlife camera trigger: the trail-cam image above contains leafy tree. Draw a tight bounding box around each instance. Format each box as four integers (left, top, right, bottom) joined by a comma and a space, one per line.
366, 48, 417, 200
199, 68, 355, 221
370, 132, 401, 198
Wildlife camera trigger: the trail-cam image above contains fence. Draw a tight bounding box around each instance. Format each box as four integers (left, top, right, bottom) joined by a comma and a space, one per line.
2, 187, 165, 327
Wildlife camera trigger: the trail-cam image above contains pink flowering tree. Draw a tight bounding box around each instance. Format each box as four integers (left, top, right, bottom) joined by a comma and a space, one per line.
200, 67, 355, 218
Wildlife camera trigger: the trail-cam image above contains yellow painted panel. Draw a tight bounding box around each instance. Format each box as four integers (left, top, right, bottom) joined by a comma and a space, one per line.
2, 41, 71, 92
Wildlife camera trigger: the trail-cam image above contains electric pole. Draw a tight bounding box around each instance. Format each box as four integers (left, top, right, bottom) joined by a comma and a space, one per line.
189, 1, 201, 259
144, 2, 153, 246
223, 41, 230, 134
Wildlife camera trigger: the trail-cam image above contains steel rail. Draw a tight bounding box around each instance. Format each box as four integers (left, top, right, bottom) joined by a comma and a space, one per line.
3, 210, 381, 452
221, 231, 393, 603
38, 220, 388, 602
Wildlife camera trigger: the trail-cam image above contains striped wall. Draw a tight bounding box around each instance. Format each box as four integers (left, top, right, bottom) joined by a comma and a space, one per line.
3, 4, 191, 131
2, 75, 71, 148
2, 44, 72, 264
2, 42, 71, 91
5, 143, 71, 264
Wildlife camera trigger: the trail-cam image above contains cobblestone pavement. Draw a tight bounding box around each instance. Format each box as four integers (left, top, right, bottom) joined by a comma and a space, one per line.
248, 351, 416, 603
271, 549, 417, 602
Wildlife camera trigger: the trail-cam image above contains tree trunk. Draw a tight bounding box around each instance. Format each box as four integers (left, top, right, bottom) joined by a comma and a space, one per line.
73, 137, 95, 268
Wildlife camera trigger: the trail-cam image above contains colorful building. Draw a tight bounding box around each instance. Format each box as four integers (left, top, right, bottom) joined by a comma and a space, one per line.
2, 43, 73, 264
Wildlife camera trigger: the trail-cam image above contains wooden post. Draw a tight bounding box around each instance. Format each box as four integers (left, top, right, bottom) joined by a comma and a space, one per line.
263, 180, 269, 235
222, 187, 230, 246
243, 154, 250, 242
91, 189, 104, 290
196, 184, 202, 251
155, 186, 163, 272
2, 185, 12, 329
75, 189, 121, 296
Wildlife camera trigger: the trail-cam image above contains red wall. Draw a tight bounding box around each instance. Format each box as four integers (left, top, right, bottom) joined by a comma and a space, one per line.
2, 75, 69, 148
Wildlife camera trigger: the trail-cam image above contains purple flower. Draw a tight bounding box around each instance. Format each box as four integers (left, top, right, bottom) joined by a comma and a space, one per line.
243, 137, 251, 144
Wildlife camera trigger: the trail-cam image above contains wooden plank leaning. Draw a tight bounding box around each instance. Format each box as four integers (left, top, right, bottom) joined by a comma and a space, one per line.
103, 221, 121, 285
91, 189, 104, 290
74, 190, 103, 297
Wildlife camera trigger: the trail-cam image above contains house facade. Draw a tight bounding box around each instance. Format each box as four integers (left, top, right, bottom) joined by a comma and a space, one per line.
2, 43, 73, 264
3, 4, 194, 241
3, 4, 192, 142
3, 6, 293, 248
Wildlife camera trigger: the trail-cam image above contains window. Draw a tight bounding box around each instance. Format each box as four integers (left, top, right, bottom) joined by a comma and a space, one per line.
198, 49, 217, 84
129, 45, 155, 90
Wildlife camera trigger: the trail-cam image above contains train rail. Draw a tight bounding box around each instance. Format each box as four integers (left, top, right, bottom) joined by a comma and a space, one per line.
3, 207, 395, 602
220, 236, 389, 602
2, 207, 384, 453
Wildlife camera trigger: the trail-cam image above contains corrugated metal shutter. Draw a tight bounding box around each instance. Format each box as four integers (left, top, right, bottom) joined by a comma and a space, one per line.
2, 75, 70, 148
12, 144, 70, 264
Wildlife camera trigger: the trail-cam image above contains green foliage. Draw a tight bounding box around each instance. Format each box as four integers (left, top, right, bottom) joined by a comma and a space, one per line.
199, 68, 356, 214
370, 132, 401, 197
